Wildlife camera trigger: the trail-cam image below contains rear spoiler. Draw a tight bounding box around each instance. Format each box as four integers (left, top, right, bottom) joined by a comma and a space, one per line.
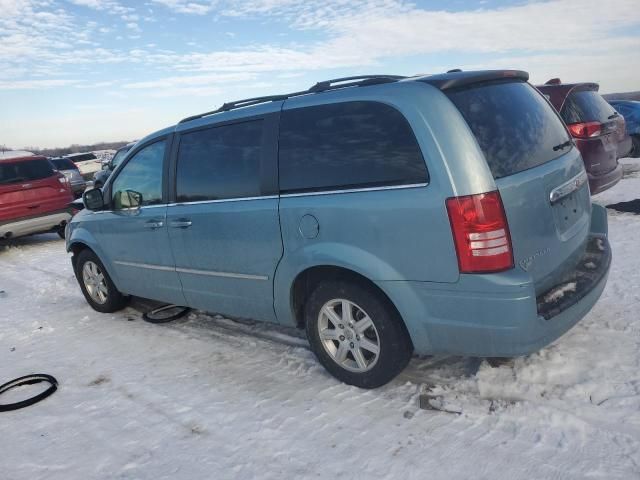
420, 70, 529, 91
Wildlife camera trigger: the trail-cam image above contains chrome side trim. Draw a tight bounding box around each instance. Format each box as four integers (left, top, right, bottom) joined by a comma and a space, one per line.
114, 260, 175, 272
168, 195, 278, 207
113, 260, 268, 281
549, 170, 588, 204
176, 267, 268, 281
279, 183, 428, 198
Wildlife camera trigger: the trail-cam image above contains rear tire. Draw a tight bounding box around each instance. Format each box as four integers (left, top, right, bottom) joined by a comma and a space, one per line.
74, 249, 128, 313
305, 280, 413, 389
57, 227, 65, 240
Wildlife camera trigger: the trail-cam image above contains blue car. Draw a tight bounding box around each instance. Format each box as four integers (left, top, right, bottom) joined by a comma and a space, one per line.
608, 100, 640, 157
67, 71, 611, 388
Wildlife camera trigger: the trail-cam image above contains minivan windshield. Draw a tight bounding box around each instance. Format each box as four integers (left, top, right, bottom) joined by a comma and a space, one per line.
447, 80, 571, 179
110, 148, 130, 170
561, 90, 618, 124
0, 159, 55, 185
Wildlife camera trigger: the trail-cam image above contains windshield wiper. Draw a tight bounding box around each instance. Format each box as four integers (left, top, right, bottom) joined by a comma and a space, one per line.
553, 140, 573, 152
607, 112, 619, 120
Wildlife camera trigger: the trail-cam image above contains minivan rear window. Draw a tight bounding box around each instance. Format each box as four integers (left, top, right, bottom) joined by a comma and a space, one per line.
0, 159, 55, 185
279, 101, 427, 193
447, 81, 571, 179
560, 90, 617, 124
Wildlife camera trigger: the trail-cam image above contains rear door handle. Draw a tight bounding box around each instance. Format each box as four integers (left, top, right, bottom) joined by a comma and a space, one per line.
169, 219, 192, 229
144, 220, 164, 229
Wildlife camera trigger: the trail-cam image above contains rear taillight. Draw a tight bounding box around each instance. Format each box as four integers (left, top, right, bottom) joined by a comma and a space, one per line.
446, 191, 514, 273
567, 121, 602, 138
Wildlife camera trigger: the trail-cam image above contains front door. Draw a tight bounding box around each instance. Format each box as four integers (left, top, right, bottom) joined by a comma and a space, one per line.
167, 114, 282, 322
96, 138, 185, 305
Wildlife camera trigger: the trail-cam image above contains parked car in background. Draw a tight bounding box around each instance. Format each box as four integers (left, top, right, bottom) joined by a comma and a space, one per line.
1, 155, 74, 240
50, 157, 87, 197
93, 142, 135, 188
536, 79, 632, 194
68, 71, 611, 388
64, 152, 102, 180
607, 100, 640, 157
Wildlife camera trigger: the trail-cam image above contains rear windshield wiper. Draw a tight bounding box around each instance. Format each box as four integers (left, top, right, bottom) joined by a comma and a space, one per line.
553, 140, 573, 152
607, 112, 619, 120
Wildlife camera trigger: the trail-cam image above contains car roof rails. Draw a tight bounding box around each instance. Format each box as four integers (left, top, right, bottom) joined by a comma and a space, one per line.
178, 74, 408, 124
308, 75, 407, 93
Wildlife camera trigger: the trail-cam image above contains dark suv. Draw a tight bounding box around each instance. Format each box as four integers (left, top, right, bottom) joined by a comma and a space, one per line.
537, 79, 632, 194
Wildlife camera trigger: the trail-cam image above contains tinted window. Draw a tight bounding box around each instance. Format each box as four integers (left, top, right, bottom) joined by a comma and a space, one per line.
111, 140, 165, 209
447, 81, 571, 179
561, 90, 617, 124
110, 148, 130, 169
51, 158, 76, 170
0, 159, 55, 185
177, 120, 263, 202
279, 101, 427, 193
69, 153, 97, 163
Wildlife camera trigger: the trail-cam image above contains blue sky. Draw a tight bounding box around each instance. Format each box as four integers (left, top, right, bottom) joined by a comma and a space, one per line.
1, 0, 639, 148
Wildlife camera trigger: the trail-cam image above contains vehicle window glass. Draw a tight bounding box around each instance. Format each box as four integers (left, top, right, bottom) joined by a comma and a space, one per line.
51, 158, 76, 170
0, 159, 54, 185
176, 120, 263, 202
278, 101, 427, 193
111, 140, 165, 209
447, 80, 571, 179
561, 90, 617, 124
110, 148, 129, 169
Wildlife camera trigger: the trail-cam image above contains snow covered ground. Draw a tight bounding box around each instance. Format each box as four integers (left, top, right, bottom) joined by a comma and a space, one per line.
1, 160, 640, 480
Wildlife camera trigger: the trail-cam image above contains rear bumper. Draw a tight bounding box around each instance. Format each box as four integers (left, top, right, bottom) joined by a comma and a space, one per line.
0, 210, 72, 239
378, 204, 610, 357
588, 163, 623, 195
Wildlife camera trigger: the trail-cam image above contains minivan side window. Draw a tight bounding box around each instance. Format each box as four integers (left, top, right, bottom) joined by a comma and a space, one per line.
176, 120, 263, 202
278, 101, 428, 193
111, 140, 165, 210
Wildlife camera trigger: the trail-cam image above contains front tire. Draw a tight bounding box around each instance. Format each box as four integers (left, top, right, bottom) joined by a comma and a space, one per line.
74, 249, 128, 313
305, 280, 413, 389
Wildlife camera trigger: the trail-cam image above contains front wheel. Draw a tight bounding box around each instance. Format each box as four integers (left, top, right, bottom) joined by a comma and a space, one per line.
74, 249, 128, 313
305, 280, 413, 388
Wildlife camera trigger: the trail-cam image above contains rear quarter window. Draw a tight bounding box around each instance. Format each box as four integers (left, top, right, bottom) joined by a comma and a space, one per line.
561, 90, 617, 124
278, 101, 428, 193
0, 159, 55, 184
447, 81, 571, 179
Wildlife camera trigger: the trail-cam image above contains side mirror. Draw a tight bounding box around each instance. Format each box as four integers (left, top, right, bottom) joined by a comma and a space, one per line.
113, 189, 142, 210
83, 188, 105, 211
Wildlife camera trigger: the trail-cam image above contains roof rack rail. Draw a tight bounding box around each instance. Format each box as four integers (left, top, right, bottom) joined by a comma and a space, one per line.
178, 91, 308, 124
308, 75, 406, 93
178, 74, 407, 124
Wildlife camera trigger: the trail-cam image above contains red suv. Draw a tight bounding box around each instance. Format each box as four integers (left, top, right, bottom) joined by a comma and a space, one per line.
0, 155, 74, 240
537, 79, 632, 195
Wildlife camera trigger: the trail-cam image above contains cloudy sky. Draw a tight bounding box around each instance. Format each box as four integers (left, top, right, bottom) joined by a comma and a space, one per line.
1, 0, 639, 148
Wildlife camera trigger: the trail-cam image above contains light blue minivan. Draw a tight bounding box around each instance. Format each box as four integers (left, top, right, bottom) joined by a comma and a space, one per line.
68, 70, 611, 388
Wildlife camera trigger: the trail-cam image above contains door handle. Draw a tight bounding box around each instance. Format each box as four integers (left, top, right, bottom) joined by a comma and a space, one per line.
169, 219, 193, 229
144, 220, 164, 229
